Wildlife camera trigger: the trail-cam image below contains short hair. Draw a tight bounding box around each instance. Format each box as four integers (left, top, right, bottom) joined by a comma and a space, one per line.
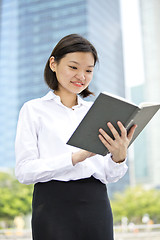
44, 34, 98, 98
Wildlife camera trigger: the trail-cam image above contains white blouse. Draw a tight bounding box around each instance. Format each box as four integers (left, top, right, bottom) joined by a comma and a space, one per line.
15, 91, 128, 185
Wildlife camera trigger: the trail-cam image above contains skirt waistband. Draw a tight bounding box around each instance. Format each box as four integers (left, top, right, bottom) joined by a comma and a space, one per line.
33, 176, 107, 205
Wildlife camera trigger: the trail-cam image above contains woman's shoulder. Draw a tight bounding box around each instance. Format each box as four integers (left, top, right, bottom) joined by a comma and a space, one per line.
20, 92, 51, 113
21, 97, 42, 111
23, 91, 54, 106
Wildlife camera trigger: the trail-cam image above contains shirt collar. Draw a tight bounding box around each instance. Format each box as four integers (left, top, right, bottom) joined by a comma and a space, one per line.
41, 91, 91, 108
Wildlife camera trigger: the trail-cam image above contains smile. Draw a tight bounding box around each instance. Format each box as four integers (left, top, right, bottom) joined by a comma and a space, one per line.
71, 81, 84, 87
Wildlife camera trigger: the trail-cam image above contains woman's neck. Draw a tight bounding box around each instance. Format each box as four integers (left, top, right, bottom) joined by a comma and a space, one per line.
54, 90, 78, 108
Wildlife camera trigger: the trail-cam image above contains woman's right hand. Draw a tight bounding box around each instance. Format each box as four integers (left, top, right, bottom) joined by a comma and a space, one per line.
72, 150, 95, 166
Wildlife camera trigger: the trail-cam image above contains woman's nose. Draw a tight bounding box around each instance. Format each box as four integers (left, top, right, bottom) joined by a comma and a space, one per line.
76, 72, 85, 80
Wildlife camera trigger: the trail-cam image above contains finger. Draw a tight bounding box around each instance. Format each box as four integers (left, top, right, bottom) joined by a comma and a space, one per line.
127, 124, 137, 141
117, 121, 127, 138
99, 128, 114, 145
107, 122, 120, 140
98, 134, 112, 151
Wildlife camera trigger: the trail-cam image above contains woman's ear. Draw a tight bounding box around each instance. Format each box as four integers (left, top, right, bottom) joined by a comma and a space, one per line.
49, 56, 56, 72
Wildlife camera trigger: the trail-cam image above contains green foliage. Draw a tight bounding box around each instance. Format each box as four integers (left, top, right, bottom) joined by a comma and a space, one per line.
1, 172, 160, 226
111, 185, 160, 224
0, 172, 33, 221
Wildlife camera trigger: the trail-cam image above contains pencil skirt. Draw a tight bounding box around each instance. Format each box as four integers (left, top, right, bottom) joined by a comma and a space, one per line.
32, 176, 113, 240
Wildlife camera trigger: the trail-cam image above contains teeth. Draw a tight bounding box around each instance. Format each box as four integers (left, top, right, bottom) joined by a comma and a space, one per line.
75, 82, 82, 85
71, 81, 83, 86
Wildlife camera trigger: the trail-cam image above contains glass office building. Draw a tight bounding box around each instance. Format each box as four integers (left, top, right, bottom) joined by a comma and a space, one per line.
0, 0, 88, 167
0, 0, 127, 195
87, 0, 125, 97
17, 0, 89, 105
132, 0, 160, 188
0, 0, 19, 168
131, 85, 149, 184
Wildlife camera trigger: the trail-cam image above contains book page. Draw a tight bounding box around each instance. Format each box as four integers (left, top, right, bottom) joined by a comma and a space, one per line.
139, 102, 160, 108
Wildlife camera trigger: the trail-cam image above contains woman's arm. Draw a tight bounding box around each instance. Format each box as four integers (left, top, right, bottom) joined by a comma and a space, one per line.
72, 150, 95, 165
15, 103, 75, 185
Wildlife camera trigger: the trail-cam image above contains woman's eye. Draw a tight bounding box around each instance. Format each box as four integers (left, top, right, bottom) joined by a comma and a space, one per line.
86, 70, 92, 73
69, 66, 77, 70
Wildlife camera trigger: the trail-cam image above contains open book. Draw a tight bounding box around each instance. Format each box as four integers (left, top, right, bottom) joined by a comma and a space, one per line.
67, 92, 160, 156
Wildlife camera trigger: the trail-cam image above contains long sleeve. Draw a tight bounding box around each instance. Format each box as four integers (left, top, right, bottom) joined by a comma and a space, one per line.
85, 153, 128, 184
15, 103, 74, 185
103, 153, 128, 183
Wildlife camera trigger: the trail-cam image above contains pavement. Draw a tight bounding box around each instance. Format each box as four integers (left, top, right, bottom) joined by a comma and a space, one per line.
0, 230, 160, 240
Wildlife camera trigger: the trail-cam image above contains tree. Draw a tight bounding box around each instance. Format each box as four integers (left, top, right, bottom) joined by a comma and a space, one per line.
111, 185, 160, 224
0, 171, 33, 226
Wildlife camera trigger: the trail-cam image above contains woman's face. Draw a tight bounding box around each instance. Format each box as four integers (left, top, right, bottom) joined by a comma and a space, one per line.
49, 52, 95, 95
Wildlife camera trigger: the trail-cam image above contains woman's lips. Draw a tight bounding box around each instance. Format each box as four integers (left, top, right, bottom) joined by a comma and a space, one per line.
71, 81, 84, 87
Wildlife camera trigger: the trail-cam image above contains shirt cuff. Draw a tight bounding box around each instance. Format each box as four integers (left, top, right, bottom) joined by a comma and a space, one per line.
107, 153, 127, 169
103, 153, 128, 183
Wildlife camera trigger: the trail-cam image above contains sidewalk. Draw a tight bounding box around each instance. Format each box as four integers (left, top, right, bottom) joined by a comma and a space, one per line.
0, 228, 160, 240
115, 231, 160, 240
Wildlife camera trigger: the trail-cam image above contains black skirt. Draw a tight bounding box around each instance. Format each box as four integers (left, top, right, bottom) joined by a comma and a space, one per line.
32, 176, 113, 240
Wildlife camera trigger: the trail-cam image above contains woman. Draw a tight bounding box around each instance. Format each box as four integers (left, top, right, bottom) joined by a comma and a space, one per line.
15, 34, 136, 240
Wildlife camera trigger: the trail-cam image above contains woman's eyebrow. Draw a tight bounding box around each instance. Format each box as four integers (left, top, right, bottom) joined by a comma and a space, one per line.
69, 61, 94, 68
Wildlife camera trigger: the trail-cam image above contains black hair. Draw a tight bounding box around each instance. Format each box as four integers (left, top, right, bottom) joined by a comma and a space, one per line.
44, 34, 98, 98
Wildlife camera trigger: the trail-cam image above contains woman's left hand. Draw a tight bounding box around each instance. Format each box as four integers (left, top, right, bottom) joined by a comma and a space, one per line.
98, 121, 137, 163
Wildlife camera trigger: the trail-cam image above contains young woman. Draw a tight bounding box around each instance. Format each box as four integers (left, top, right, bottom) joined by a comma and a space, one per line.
15, 34, 136, 240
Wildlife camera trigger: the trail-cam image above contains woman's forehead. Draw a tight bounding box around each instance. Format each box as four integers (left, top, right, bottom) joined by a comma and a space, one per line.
62, 52, 95, 65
